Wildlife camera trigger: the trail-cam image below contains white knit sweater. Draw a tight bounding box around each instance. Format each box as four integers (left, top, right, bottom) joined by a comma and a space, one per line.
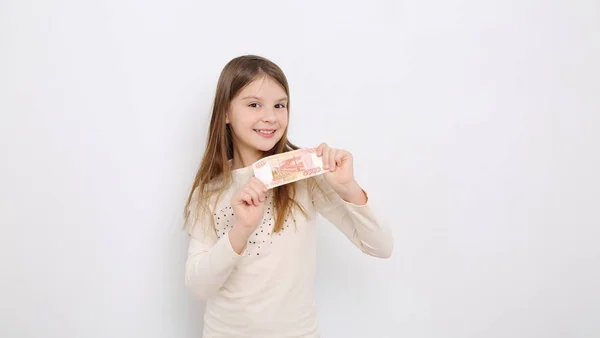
185, 165, 393, 337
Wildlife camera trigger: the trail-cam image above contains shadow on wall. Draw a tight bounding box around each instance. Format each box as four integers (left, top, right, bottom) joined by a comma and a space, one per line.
186, 298, 205, 337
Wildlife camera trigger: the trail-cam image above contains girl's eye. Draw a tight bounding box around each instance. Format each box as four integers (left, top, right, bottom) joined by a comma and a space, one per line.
249, 103, 260, 108
275, 104, 286, 109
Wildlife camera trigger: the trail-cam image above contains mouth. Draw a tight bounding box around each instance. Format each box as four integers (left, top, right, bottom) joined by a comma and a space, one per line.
254, 129, 276, 138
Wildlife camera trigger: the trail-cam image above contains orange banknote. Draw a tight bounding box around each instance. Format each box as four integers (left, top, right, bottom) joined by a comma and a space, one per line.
252, 148, 325, 189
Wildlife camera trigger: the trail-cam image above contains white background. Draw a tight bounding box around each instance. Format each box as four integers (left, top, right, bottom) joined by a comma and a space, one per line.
1, 0, 599, 337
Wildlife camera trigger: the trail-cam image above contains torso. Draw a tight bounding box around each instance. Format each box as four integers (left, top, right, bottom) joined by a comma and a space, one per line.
203, 166, 321, 338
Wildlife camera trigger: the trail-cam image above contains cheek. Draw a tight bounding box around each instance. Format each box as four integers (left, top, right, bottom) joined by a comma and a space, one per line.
278, 111, 289, 128
229, 110, 254, 128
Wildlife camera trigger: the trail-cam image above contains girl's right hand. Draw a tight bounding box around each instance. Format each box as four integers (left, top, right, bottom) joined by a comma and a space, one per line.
231, 177, 268, 235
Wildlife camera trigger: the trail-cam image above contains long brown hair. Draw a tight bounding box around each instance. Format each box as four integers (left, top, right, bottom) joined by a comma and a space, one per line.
184, 55, 305, 235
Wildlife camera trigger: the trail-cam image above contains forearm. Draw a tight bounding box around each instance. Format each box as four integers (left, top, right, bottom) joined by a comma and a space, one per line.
228, 224, 253, 254
333, 180, 368, 205
314, 177, 393, 258
185, 232, 246, 300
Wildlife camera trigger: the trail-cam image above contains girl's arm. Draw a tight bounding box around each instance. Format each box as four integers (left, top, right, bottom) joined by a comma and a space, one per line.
185, 177, 267, 300
184, 214, 249, 300
311, 174, 394, 258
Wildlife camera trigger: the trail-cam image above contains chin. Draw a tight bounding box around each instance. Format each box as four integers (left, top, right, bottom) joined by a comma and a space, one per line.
255, 138, 283, 152
255, 141, 280, 152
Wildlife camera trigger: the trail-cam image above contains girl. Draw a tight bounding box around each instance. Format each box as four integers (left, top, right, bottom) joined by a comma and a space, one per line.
184, 55, 393, 337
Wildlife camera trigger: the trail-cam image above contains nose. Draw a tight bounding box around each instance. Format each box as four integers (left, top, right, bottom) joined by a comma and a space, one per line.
262, 106, 277, 123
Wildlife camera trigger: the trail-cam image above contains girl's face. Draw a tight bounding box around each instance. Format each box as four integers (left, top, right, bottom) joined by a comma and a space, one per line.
227, 75, 289, 162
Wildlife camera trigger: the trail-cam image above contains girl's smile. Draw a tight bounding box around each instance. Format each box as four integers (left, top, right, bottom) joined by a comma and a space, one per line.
254, 128, 277, 138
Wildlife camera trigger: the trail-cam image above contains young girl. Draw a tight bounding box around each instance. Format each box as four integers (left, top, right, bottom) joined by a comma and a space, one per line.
184, 55, 393, 337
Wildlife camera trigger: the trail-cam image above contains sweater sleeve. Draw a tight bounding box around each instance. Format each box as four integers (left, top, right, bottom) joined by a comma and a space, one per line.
310, 175, 394, 258
184, 209, 244, 300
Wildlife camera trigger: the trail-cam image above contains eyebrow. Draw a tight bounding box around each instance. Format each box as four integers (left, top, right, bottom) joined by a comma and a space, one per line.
241, 96, 288, 102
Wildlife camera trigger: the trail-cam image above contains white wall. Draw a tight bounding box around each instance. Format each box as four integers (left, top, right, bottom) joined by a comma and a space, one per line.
1, 0, 599, 337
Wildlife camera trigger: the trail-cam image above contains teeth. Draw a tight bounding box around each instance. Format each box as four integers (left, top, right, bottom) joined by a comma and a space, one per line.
256, 129, 275, 134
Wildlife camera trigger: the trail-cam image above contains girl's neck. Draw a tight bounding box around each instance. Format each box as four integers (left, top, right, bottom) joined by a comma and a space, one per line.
231, 146, 262, 170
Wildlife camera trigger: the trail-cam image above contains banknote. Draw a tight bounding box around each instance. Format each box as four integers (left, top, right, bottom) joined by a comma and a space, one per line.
252, 148, 325, 189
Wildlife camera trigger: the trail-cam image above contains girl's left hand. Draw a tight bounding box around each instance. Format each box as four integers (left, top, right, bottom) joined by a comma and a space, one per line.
315, 142, 368, 205
315, 142, 355, 187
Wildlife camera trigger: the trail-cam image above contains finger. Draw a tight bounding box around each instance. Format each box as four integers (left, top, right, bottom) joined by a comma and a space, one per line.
250, 185, 264, 206
321, 146, 329, 169
240, 192, 253, 206
329, 148, 337, 172
244, 186, 261, 206
334, 149, 345, 168
249, 178, 267, 201
316, 143, 327, 157
250, 177, 268, 192
250, 183, 266, 205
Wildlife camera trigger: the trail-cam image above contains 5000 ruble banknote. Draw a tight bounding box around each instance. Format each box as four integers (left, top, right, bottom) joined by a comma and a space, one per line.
252, 148, 325, 189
